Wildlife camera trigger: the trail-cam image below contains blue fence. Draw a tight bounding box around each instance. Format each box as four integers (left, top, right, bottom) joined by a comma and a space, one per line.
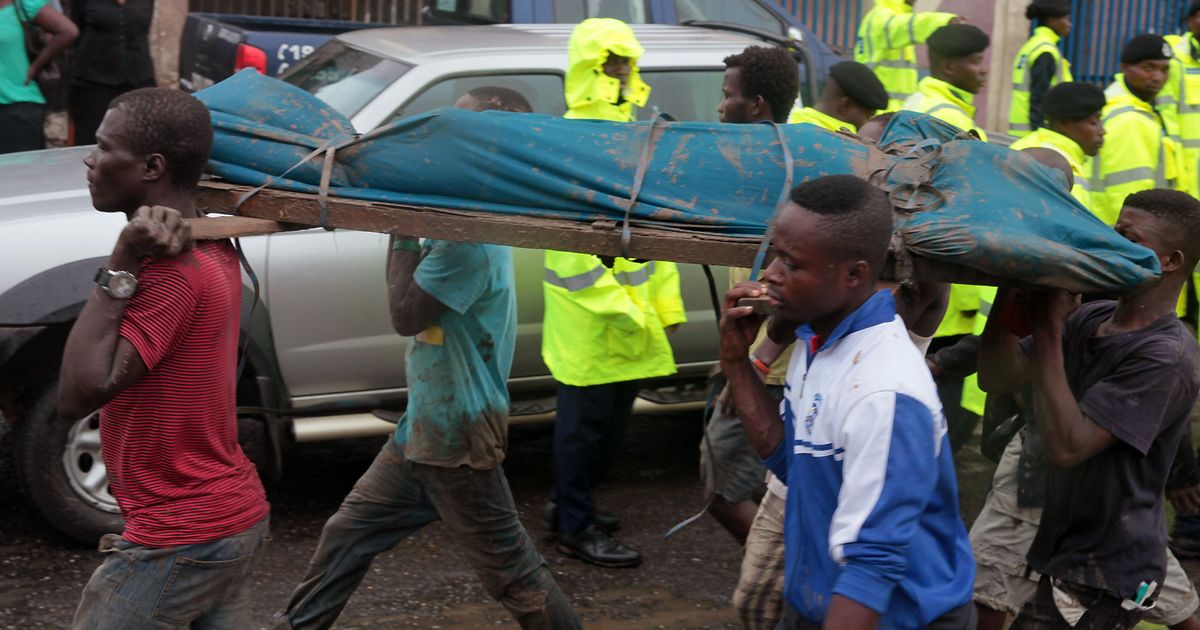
776, 0, 865, 54
1058, 0, 1186, 85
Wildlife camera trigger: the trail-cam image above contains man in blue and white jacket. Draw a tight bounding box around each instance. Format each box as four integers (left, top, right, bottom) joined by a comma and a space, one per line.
721, 174, 975, 629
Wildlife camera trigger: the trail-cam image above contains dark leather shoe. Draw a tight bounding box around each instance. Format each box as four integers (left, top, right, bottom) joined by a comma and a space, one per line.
556, 525, 642, 568
543, 500, 619, 534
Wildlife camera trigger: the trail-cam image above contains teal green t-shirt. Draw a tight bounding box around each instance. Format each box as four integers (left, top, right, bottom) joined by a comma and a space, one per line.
394, 240, 516, 470
0, 0, 46, 105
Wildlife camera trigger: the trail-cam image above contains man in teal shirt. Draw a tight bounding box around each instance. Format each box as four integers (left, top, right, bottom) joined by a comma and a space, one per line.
274, 87, 580, 630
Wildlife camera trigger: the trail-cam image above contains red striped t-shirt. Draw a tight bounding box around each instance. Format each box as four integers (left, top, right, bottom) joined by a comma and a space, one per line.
101, 240, 268, 547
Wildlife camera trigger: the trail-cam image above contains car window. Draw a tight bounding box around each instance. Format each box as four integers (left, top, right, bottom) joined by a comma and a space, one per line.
431, 0, 511, 23
638, 70, 724, 122
388, 74, 567, 121
552, 0, 648, 24
282, 42, 412, 119
674, 0, 784, 35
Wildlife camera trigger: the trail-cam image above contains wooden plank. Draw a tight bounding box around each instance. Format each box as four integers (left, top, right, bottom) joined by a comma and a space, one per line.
186, 215, 299, 239
195, 181, 766, 268
192, 182, 1012, 287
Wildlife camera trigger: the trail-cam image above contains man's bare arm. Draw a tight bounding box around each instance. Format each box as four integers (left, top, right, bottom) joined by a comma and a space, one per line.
823, 595, 881, 630
978, 288, 1032, 394
1030, 291, 1114, 468
720, 283, 785, 458
386, 235, 446, 336
59, 207, 189, 419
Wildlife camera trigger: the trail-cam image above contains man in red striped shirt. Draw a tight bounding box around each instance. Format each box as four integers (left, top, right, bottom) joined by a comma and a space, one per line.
59, 88, 269, 629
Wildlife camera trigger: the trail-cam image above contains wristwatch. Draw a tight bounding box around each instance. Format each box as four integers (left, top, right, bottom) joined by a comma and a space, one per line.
94, 268, 138, 299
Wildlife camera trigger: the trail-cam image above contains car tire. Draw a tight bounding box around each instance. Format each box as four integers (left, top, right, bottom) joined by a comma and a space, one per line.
15, 378, 123, 545
15, 378, 276, 545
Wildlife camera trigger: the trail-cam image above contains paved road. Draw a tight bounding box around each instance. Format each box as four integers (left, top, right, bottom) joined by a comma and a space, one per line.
0, 409, 1015, 629
0, 414, 766, 629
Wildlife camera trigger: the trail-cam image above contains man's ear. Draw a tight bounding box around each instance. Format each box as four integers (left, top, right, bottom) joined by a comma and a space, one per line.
845, 260, 870, 287
753, 95, 769, 121
143, 153, 167, 183
1160, 249, 1187, 274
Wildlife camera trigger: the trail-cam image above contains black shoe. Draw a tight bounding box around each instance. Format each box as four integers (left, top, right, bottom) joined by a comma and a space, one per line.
1170, 533, 1200, 559
556, 525, 642, 568
543, 500, 619, 534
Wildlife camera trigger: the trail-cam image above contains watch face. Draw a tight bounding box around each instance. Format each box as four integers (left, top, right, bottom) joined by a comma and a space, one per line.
108, 272, 137, 299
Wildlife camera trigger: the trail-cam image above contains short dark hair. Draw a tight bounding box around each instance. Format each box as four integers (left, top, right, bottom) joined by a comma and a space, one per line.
109, 88, 213, 189
723, 46, 800, 124
464, 86, 533, 113
1124, 189, 1200, 265
788, 175, 893, 274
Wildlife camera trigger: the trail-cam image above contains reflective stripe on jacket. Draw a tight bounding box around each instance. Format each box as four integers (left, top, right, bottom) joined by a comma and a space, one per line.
902, 76, 988, 141
787, 106, 856, 131
1091, 75, 1182, 225
1009, 127, 1092, 210
854, 0, 956, 113
1008, 26, 1073, 136
542, 252, 685, 386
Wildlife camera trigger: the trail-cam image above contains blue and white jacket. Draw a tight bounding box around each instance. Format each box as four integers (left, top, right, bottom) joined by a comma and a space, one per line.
763, 289, 974, 628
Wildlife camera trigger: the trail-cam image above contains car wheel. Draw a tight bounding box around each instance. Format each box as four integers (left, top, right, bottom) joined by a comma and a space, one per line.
15, 379, 123, 545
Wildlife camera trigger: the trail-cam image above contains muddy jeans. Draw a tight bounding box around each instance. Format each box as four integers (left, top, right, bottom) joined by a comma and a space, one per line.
275, 438, 579, 630
72, 516, 269, 629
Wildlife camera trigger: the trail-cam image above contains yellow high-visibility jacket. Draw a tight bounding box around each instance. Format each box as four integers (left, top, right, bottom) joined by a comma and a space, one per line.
542, 255, 686, 386
1164, 35, 1200, 318
543, 18, 685, 387
787, 106, 857, 131
1008, 26, 1073, 137
562, 17, 650, 123
1091, 75, 1183, 226
903, 76, 989, 141
1009, 127, 1093, 209
961, 287, 997, 416
854, 0, 956, 113
1164, 33, 1200, 198
905, 76, 986, 338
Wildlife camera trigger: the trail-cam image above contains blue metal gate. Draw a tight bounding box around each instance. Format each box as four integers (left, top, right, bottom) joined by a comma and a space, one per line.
776, 0, 865, 54
1062, 0, 1188, 85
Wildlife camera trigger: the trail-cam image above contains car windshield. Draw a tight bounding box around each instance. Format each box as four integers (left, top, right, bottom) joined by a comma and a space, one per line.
282, 41, 412, 119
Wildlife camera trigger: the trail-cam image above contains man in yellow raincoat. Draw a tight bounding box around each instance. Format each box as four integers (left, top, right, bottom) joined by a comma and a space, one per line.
543, 18, 686, 569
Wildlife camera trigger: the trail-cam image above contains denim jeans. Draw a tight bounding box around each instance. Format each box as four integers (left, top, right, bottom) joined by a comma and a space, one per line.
276, 438, 579, 630
72, 516, 269, 629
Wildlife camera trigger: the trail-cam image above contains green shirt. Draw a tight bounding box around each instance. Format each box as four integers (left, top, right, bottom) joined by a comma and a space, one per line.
0, 0, 47, 105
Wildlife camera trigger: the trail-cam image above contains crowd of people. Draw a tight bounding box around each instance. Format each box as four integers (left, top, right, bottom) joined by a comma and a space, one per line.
41, 0, 1200, 629
0, 0, 154, 154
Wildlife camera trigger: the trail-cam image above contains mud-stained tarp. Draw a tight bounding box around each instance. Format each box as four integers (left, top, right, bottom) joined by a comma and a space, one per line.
196, 70, 1160, 294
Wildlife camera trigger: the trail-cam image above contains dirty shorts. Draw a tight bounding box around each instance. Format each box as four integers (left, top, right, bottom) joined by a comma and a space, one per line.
972, 434, 1198, 625
700, 385, 783, 503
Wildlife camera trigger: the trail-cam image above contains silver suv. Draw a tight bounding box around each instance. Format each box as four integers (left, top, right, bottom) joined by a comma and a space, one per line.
0, 24, 807, 543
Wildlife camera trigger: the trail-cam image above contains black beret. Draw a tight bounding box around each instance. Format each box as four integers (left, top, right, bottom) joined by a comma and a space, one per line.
1042, 82, 1105, 121
1190, 0, 1200, 18
1120, 34, 1172, 64
1026, 0, 1071, 20
927, 24, 991, 58
828, 61, 888, 111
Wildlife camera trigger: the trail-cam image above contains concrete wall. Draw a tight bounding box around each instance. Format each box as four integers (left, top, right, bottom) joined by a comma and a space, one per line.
150, 0, 187, 90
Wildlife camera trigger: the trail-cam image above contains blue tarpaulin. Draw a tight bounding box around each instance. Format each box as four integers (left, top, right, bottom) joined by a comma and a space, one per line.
196, 70, 1160, 294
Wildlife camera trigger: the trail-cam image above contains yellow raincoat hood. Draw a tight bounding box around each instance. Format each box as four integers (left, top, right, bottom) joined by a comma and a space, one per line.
564, 18, 651, 121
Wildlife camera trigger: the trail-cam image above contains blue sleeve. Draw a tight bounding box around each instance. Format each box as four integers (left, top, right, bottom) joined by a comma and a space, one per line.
829, 393, 937, 613
414, 241, 490, 315
763, 434, 789, 485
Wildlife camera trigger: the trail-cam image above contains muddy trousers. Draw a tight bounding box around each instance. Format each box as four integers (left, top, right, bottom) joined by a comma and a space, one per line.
275, 439, 580, 630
